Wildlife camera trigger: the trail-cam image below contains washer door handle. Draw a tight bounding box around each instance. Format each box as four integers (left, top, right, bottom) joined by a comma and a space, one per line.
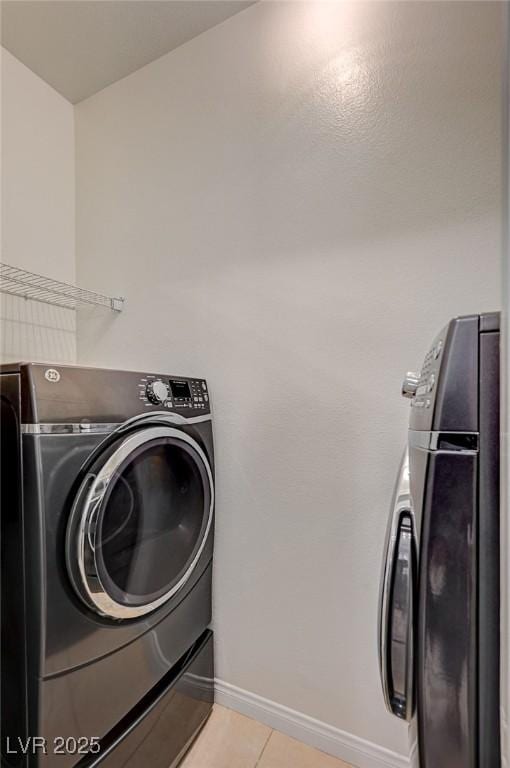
387, 514, 415, 720
378, 448, 415, 721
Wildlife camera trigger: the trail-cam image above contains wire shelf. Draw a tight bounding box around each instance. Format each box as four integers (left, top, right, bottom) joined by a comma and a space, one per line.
0, 263, 124, 312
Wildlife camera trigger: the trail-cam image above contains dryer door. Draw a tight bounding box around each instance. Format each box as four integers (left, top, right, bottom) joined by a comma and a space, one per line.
67, 426, 214, 619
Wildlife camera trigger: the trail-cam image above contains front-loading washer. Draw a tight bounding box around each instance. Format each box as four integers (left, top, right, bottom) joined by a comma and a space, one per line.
1, 363, 215, 768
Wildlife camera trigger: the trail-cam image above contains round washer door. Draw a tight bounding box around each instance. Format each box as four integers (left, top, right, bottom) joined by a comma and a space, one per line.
66, 426, 214, 620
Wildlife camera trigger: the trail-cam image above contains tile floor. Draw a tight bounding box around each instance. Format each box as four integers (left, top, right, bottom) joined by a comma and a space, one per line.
181, 705, 354, 768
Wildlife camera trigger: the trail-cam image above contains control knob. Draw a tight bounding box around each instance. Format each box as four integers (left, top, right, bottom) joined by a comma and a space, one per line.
401, 372, 420, 399
146, 379, 169, 404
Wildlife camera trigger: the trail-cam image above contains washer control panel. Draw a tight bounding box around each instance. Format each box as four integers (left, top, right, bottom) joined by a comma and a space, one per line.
138, 374, 209, 411
410, 338, 443, 412
407, 314, 482, 433
404, 328, 446, 432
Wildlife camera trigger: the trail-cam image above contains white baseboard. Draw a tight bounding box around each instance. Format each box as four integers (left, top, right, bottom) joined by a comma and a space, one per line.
214, 679, 410, 768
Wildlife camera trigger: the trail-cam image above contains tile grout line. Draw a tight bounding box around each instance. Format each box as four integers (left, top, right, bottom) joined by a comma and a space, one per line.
254, 728, 273, 768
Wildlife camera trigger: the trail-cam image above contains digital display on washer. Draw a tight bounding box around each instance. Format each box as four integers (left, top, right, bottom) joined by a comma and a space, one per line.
170, 380, 191, 399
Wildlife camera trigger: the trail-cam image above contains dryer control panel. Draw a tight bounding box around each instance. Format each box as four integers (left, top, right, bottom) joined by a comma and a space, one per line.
16, 364, 211, 424
138, 375, 209, 410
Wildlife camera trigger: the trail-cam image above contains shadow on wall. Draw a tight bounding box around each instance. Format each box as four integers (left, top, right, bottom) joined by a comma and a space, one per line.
0, 293, 76, 363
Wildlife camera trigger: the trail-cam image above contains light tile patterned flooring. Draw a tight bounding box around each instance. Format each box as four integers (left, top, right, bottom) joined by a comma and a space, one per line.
181, 705, 354, 768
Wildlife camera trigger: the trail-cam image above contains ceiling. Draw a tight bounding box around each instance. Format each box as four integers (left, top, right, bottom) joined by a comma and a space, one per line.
1, 1, 255, 104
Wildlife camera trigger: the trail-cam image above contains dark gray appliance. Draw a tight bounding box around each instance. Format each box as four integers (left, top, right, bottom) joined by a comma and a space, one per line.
379, 313, 500, 768
1, 363, 215, 767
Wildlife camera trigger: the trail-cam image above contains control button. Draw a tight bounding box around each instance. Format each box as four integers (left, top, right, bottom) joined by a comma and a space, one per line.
204, 394, 209, 402
427, 374, 435, 393
402, 371, 420, 399
146, 379, 169, 404
202, 382, 207, 391
425, 399, 431, 409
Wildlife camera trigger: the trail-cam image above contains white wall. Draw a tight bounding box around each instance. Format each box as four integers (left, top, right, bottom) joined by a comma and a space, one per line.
1, 47, 75, 363
75, 1, 502, 760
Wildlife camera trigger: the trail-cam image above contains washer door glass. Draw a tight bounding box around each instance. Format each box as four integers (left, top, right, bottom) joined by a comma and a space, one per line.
68, 426, 213, 619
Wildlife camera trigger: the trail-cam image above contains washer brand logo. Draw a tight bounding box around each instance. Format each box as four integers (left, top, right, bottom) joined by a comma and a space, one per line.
44, 369, 61, 383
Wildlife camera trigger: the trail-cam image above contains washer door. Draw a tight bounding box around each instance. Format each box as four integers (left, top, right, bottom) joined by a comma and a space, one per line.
67, 426, 214, 620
